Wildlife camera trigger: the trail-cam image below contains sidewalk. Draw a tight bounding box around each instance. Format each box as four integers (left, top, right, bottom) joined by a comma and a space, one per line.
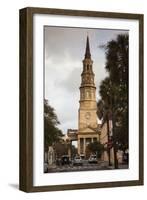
98, 161, 128, 170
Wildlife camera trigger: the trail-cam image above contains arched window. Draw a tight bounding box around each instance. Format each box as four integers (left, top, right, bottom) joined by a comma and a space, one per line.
87, 64, 89, 70
86, 91, 89, 98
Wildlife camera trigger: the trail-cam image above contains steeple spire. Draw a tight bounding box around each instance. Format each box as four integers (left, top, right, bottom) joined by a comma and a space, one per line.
85, 36, 91, 59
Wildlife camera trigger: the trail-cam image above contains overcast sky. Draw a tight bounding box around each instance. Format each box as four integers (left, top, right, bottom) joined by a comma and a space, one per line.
44, 26, 128, 134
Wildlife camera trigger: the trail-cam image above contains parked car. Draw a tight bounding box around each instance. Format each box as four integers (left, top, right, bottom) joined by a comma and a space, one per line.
56, 158, 62, 166
61, 155, 71, 165
73, 156, 83, 166
80, 154, 85, 160
123, 152, 129, 164
44, 162, 48, 173
88, 155, 97, 164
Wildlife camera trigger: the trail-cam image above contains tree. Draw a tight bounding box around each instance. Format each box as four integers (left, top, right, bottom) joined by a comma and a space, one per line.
87, 141, 104, 158
44, 99, 63, 151
54, 142, 68, 157
71, 145, 78, 158
97, 34, 129, 168
97, 99, 112, 165
105, 34, 128, 149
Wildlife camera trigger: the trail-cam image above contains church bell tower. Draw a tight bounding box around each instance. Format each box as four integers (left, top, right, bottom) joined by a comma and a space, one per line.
78, 36, 98, 156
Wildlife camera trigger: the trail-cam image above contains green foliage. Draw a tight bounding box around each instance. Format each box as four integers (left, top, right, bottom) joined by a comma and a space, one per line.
71, 145, 78, 158
105, 34, 128, 86
54, 142, 68, 157
87, 141, 104, 158
98, 34, 129, 150
44, 99, 63, 151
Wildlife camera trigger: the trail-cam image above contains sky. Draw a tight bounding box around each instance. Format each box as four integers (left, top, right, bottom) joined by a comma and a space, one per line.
44, 26, 128, 134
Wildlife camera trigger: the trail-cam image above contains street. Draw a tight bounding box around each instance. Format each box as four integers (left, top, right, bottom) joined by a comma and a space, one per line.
47, 160, 128, 173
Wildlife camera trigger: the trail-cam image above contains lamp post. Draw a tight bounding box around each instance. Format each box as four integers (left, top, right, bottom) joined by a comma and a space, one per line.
107, 82, 118, 169
98, 132, 101, 143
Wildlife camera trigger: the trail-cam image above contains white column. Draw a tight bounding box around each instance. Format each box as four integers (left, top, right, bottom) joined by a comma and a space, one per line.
68, 141, 71, 159
83, 138, 86, 155
78, 138, 81, 155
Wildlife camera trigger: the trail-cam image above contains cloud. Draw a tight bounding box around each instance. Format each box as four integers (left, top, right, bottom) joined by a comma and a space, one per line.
45, 54, 81, 133
44, 27, 128, 133
55, 66, 81, 92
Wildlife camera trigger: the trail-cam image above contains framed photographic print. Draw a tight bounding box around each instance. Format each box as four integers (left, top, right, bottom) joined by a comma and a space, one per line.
19, 7, 144, 192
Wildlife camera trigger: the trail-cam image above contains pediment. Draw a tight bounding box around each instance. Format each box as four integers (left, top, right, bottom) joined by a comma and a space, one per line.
79, 126, 96, 133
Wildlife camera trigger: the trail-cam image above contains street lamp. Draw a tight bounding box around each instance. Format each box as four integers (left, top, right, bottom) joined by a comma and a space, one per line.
98, 132, 101, 142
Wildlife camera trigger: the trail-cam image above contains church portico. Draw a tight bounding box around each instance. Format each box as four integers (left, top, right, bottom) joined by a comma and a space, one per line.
77, 132, 100, 155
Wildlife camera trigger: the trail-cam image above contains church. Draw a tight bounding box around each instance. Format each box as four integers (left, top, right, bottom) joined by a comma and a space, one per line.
67, 36, 101, 157
46, 35, 121, 168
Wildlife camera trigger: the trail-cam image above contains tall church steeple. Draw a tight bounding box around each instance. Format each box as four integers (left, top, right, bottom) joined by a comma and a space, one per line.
78, 36, 97, 130
77, 36, 98, 155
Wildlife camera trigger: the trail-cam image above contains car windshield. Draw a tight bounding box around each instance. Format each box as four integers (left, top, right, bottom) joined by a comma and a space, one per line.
91, 156, 96, 158
75, 157, 80, 159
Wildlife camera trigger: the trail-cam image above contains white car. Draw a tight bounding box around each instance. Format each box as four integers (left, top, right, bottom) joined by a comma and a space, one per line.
44, 162, 48, 172
73, 156, 83, 166
88, 155, 97, 164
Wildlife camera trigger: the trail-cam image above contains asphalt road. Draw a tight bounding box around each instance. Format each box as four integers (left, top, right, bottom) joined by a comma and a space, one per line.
47, 161, 128, 173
